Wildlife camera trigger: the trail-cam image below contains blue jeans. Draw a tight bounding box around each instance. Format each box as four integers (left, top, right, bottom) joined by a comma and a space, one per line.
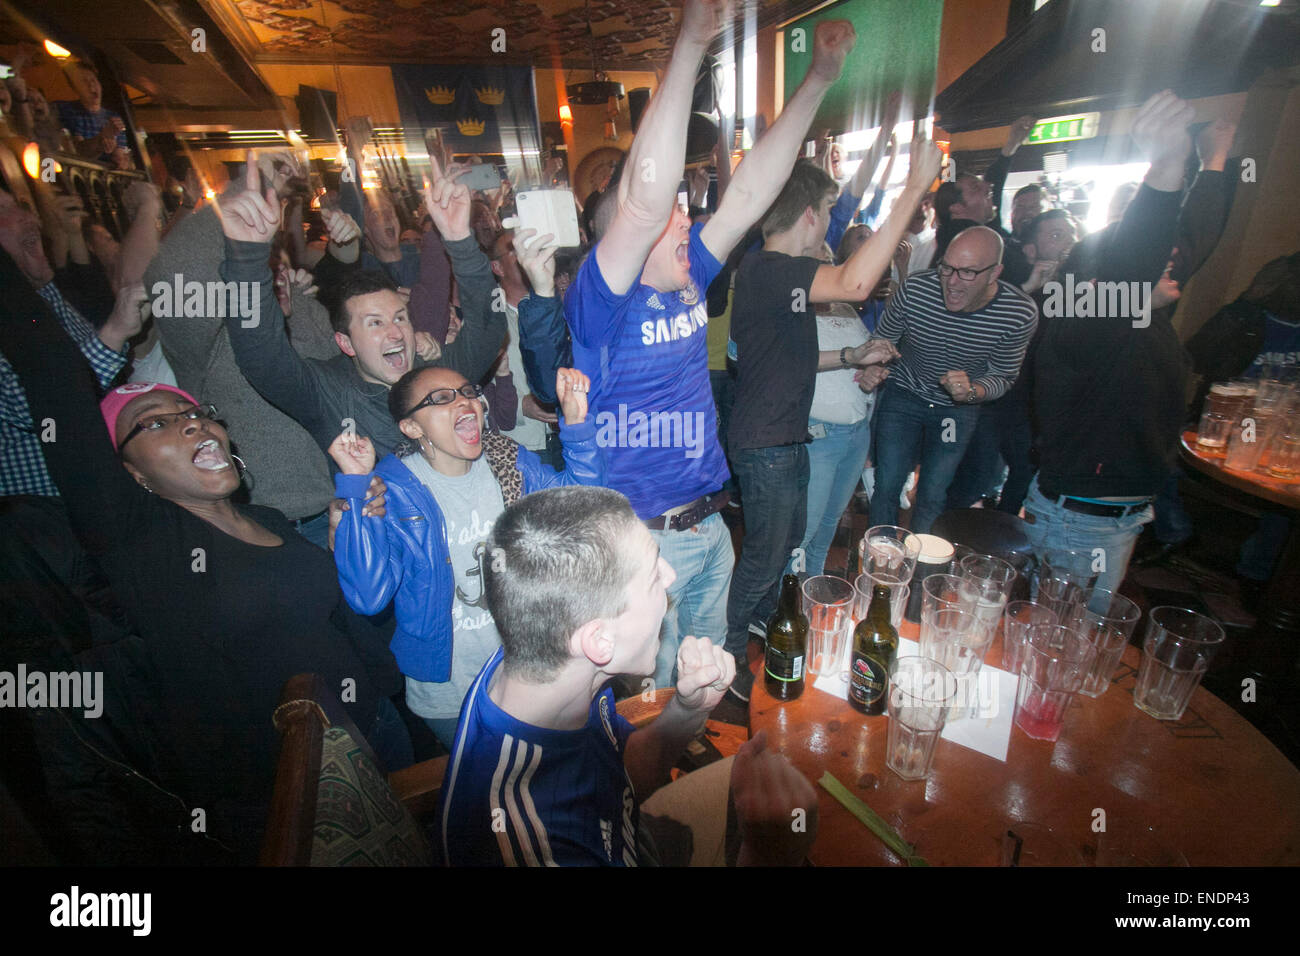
799, 417, 871, 577
369, 696, 415, 772
1021, 476, 1154, 596
423, 717, 460, 751
726, 444, 809, 661
869, 382, 981, 535
291, 508, 331, 550
650, 511, 735, 688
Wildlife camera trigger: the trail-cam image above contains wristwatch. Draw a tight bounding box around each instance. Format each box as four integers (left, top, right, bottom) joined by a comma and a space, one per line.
839, 346, 850, 368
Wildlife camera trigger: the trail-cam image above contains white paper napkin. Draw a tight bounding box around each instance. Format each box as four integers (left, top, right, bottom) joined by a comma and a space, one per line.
811, 637, 1016, 762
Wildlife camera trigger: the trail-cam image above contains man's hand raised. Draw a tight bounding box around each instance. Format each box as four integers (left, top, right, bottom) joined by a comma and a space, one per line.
675, 636, 735, 712
680, 0, 734, 48
422, 172, 472, 242
1132, 90, 1195, 192
218, 150, 282, 243
513, 227, 558, 298
1003, 114, 1036, 157
906, 137, 944, 192
1196, 118, 1236, 172
809, 19, 856, 84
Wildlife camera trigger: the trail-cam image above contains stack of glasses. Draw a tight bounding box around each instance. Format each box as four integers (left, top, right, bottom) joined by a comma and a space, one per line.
1199, 370, 1300, 481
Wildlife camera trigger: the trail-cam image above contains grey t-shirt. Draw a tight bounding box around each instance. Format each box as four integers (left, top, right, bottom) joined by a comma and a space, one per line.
402, 453, 506, 719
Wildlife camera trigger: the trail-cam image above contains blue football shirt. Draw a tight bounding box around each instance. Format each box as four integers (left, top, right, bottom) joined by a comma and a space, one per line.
439, 648, 640, 867
564, 222, 730, 519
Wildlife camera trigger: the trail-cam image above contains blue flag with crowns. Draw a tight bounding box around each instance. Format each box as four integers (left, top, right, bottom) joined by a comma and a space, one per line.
391, 64, 541, 173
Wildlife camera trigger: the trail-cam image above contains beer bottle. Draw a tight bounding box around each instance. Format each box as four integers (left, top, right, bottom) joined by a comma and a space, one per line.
849, 583, 897, 715
764, 574, 808, 701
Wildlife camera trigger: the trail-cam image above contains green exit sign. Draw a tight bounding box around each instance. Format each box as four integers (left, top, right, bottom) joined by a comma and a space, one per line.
1027, 113, 1101, 145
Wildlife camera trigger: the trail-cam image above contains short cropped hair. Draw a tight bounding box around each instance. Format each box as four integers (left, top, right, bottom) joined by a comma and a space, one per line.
1013, 183, 1044, 202
329, 268, 399, 335
761, 160, 837, 239
486, 486, 642, 682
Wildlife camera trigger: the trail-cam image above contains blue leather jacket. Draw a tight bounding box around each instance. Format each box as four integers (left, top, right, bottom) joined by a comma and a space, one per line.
332, 419, 603, 682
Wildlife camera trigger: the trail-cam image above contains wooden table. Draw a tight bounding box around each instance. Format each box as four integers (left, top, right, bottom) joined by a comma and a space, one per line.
1179, 430, 1300, 677
749, 619, 1300, 866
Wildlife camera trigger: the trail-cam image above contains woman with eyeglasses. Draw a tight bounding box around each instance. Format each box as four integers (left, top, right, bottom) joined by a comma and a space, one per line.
329, 362, 603, 747
0, 248, 412, 863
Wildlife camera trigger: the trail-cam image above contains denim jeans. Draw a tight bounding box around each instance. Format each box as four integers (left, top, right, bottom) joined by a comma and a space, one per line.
650, 511, 735, 688
869, 382, 981, 535
1237, 511, 1291, 581
423, 716, 460, 752
799, 417, 871, 577
726, 444, 809, 661
1021, 476, 1154, 596
369, 696, 415, 772
291, 508, 331, 550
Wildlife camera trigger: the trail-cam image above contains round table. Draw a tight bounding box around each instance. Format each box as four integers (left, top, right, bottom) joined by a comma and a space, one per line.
749, 618, 1300, 866
1179, 430, 1300, 677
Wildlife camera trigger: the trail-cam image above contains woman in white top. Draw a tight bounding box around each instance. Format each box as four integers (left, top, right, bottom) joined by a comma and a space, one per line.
797, 244, 893, 577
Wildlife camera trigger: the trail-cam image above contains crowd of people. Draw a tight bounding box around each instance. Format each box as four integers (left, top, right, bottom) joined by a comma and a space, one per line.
1, 0, 1292, 866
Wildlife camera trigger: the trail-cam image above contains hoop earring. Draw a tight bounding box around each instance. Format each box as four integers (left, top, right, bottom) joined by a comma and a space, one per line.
231, 453, 254, 491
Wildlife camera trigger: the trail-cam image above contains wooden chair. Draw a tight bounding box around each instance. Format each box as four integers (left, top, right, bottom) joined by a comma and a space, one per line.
262, 678, 733, 865
260, 673, 444, 866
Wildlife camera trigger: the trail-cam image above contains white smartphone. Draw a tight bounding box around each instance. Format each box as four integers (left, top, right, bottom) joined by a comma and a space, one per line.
512, 189, 581, 248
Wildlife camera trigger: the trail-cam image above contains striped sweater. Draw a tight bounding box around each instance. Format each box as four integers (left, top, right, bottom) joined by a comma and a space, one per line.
874, 270, 1037, 405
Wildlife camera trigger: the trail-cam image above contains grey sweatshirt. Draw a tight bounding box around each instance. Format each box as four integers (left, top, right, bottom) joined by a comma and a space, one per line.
144, 192, 337, 520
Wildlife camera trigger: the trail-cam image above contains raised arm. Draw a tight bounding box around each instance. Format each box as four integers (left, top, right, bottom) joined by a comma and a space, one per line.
218, 153, 335, 441
420, 170, 506, 380
115, 182, 163, 292
700, 19, 856, 263
596, 0, 732, 295
513, 229, 571, 404
1096, 91, 1194, 286
810, 139, 942, 303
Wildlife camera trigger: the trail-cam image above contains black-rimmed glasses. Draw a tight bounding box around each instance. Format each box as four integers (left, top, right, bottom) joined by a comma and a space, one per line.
119, 404, 219, 453
937, 261, 999, 282
405, 384, 482, 418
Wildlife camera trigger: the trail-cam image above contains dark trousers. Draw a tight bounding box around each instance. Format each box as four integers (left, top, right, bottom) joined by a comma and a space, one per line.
710, 367, 739, 497
725, 443, 809, 661
947, 397, 1036, 515
869, 382, 981, 534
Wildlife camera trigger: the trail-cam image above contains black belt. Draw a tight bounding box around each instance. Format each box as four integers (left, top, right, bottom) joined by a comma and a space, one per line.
290, 507, 329, 526
645, 492, 729, 532
1040, 490, 1151, 518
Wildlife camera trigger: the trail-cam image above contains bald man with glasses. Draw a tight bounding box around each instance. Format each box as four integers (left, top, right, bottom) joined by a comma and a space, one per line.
868, 226, 1037, 533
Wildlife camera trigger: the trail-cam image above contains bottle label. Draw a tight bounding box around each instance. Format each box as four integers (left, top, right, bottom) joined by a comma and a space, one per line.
849, 653, 888, 704
765, 646, 804, 682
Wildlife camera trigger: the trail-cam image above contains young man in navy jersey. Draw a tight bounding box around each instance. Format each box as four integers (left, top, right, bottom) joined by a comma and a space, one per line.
563, 0, 860, 690
439, 485, 818, 866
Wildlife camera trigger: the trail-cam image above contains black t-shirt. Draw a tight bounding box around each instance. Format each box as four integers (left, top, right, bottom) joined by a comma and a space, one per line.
727, 249, 822, 451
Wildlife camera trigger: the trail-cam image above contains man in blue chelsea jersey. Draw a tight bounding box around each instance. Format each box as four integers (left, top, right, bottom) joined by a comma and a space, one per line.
562, 0, 862, 697
438, 486, 819, 866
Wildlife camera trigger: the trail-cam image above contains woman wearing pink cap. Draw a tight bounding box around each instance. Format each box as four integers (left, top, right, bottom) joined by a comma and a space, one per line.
0, 250, 411, 863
